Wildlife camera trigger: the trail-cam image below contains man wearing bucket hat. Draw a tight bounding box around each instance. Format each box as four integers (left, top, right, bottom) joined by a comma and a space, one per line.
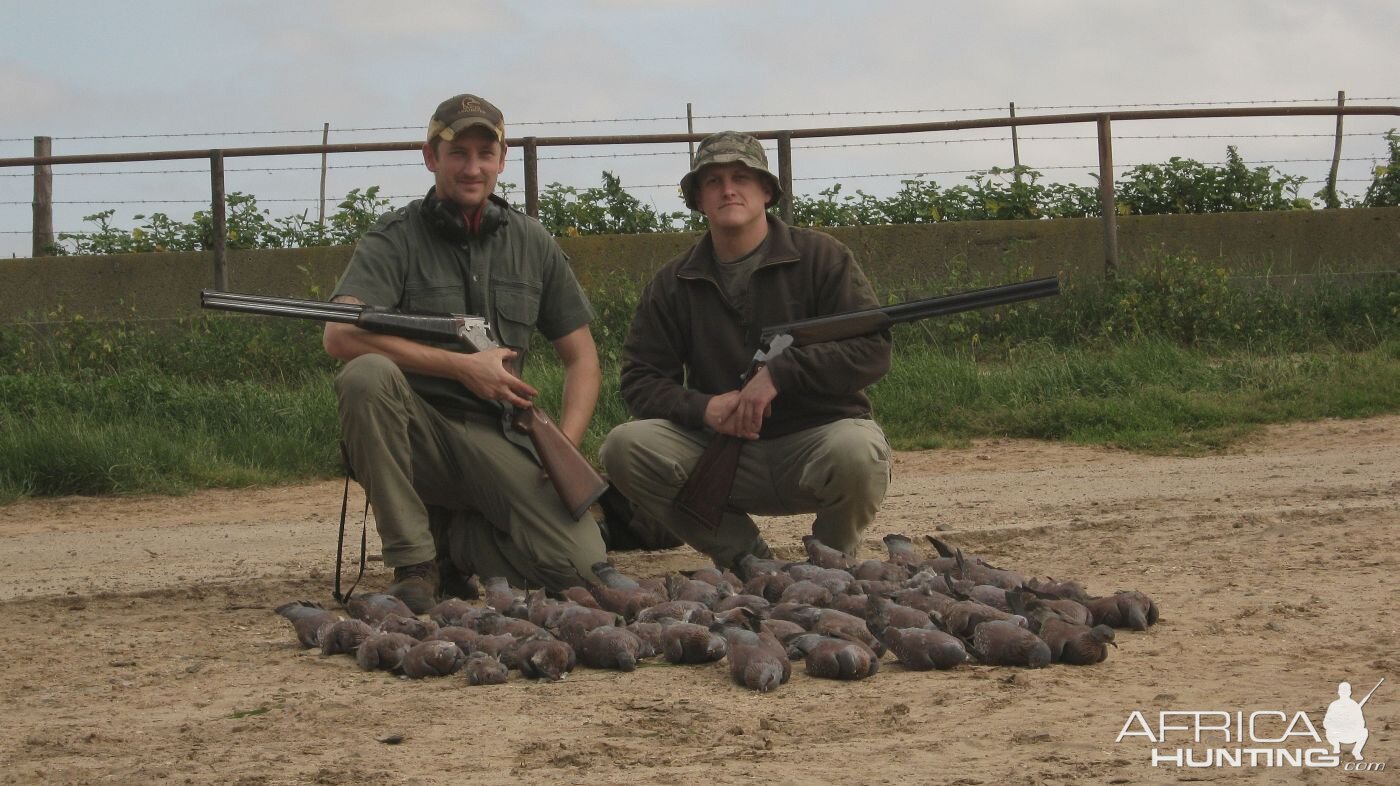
600, 131, 893, 570
323, 93, 607, 610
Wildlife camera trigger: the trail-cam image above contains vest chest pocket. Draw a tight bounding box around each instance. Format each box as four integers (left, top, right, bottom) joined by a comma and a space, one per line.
492, 282, 542, 352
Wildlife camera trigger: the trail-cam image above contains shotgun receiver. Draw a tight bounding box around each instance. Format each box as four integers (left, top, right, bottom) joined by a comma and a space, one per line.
199, 290, 608, 520
673, 276, 1061, 531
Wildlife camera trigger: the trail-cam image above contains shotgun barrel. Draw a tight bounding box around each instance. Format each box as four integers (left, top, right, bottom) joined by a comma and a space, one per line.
200, 289, 608, 520
674, 276, 1061, 533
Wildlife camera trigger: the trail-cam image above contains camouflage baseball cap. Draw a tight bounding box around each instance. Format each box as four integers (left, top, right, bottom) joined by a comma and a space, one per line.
427, 94, 505, 144
679, 131, 782, 210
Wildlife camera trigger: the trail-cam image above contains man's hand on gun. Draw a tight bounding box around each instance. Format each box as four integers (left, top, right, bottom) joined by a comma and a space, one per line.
703, 366, 777, 440
451, 347, 538, 408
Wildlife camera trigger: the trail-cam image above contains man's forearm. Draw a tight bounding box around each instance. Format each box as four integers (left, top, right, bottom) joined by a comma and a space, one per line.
557, 358, 600, 446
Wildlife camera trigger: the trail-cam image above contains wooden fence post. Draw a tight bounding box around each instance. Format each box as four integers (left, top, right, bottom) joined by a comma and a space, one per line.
1095, 114, 1119, 279
32, 136, 53, 257
210, 150, 228, 290
777, 132, 794, 224
524, 136, 539, 218
1009, 102, 1022, 183
318, 123, 330, 230
1326, 90, 1346, 209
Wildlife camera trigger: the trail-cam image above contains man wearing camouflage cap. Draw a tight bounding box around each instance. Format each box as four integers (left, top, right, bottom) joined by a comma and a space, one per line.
600, 131, 893, 569
324, 93, 607, 610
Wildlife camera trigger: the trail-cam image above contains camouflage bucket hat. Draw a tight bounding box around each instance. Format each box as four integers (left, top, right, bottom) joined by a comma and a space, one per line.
427, 94, 505, 144
679, 131, 783, 210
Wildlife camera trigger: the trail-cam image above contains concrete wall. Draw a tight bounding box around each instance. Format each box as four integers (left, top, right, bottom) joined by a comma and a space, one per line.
3, 207, 1397, 324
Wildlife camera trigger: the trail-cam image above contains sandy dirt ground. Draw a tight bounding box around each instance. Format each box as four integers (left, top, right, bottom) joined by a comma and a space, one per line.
1, 416, 1396, 785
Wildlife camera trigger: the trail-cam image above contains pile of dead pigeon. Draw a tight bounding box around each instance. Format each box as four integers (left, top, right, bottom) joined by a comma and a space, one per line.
275, 534, 1159, 692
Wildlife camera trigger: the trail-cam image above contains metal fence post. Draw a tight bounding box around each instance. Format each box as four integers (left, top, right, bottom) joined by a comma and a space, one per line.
210, 150, 228, 290
524, 136, 539, 218
777, 131, 794, 224
1095, 114, 1119, 279
32, 136, 53, 257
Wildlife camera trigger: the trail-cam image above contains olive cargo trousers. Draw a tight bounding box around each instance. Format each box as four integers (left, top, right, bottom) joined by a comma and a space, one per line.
335, 354, 605, 591
600, 417, 891, 570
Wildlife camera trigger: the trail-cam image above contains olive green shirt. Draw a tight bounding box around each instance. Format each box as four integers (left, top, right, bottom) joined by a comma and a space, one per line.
332, 194, 594, 417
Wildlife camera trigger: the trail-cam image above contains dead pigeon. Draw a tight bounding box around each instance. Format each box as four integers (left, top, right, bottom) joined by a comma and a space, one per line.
377, 613, 438, 640
660, 622, 728, 664
735, 554, 789, 581
426, 598, 478, 628
778, 580, 834, 607
785, 564, 855, 594
1006, 591, 1093, 630
852, 559, 909, 583
811, 609, 885, 656
555, 611, 625, 651
882, 533, 922, 567
589, 574, 666, 620
635, 600, 714, 627
684, 566, 742, 591
666, 575, 721, 606
592, 561, 642, 590
890, 586, 959, 617
401, 640, 465, 679
761, 618, 809, 644
425, 625, 480, 654
483, 576, 529, 619
1086, 591, 1159, 631
560, 586, 603, 609
712, 592, 772, 616
318, 619, 375, 656
801, 535, 857, 570
769, 602, 824, 630
829, 593, 873, 619
1038, 617, 1117, 665
463, 651, 510, 685
515, 638, 576, 681
713, 614, 790, 693
1026, 577, 1091, 602
926, 537, 1025, 588
356, 631, 419, 672
851, 579, 902, 597
941, 600, 1025, 638
464, 633, 519, 662
275, 601, 342, 648
878, 626, 967, 671
786, 634, 880, 680
743, 571, 795, 603
578, 627, 646, 671
968, 620, 1051, 668
345, 592, 416, 626
867, 597, 936, 631
626, 622, 666, 657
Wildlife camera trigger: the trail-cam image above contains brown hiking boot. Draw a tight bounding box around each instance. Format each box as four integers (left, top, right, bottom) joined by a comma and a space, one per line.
386, 560, 439, 614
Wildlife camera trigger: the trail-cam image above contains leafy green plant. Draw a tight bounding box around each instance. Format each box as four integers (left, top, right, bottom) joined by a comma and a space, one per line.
1362, 129, 1400, 207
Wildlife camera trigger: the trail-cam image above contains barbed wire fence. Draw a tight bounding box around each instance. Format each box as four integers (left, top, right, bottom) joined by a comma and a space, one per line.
2, 94, 1397, 258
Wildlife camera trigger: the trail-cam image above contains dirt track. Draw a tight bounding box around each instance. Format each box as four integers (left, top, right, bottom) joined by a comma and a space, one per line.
1, 416, 1396, 785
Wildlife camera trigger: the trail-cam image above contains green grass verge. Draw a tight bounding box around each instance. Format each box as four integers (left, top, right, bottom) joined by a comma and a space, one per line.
2, 338, 1396, 504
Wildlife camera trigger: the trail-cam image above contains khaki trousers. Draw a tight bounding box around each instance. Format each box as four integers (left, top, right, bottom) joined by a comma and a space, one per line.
600, 417, 891, 570
334, 354, 605, 591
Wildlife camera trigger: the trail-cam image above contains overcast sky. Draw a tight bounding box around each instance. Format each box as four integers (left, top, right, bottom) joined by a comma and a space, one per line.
2, 0, 1397, 257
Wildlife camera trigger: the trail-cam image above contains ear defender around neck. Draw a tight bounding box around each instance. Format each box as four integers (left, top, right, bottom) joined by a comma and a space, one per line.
422, 188, 507, 244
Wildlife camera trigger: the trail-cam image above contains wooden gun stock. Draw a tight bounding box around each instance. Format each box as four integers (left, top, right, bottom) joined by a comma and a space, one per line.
508, 405, 608, 521
672, 434, 745, 530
